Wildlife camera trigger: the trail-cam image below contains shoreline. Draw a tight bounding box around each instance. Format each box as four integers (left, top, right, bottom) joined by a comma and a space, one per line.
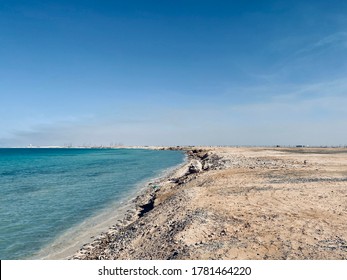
33, 148, 188, 260
70, 146, 347, 260
68, 147, 196, 260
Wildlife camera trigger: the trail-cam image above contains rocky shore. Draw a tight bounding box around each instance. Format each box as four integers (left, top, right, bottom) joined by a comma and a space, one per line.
70, 147, 347, 260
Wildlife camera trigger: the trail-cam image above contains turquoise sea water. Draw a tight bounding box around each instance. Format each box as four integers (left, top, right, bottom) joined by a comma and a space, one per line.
0, 148, 184, 260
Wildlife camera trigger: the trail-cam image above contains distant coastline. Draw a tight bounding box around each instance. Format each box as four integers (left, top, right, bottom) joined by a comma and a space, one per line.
3, 144, 347, 149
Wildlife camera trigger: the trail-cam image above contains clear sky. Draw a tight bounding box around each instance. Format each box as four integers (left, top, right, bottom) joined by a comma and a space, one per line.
1, 0, 347, 147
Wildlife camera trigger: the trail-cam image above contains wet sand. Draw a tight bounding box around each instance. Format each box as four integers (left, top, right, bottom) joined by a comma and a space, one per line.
71, 147, 347, 260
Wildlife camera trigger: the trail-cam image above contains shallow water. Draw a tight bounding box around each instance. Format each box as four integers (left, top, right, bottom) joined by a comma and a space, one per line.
0, 148, 184, 259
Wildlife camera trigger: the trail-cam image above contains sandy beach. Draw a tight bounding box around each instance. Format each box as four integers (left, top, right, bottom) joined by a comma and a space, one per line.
71, 147, 347, 260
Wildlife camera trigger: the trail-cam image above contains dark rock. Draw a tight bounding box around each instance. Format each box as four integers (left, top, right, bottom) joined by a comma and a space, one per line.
138, 195, 156, 218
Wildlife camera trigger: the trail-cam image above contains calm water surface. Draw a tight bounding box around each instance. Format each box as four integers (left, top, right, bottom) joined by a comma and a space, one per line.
0, 148, 184, 259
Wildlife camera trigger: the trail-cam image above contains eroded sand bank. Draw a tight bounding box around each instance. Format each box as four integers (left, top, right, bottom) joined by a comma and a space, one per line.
71, 147, 347, 260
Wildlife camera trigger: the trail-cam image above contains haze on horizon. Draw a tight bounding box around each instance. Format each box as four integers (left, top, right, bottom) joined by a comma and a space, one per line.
1, 0, 347, 147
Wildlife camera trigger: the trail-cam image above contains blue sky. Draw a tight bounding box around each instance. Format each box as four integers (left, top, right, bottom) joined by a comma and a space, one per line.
1, 0, 347, 146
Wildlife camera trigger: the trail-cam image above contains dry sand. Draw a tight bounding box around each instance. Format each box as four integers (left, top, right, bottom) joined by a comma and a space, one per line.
71, 147, 347, 260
